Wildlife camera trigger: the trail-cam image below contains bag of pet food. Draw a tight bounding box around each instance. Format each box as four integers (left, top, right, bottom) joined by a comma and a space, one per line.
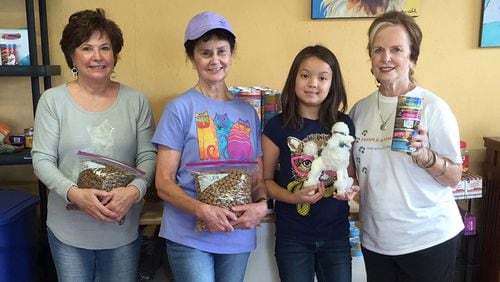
67, 151, 145, 224
186, 160, 257, 231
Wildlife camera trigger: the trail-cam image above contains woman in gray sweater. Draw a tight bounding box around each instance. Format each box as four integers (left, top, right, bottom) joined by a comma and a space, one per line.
31, 8, 157, 282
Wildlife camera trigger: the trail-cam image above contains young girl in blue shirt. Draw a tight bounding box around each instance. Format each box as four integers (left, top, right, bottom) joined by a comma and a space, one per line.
262, 45, 359, 282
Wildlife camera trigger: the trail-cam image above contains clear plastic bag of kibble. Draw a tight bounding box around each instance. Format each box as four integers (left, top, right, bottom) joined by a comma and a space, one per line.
186, 160, 257, 232
66, 150, 145, 225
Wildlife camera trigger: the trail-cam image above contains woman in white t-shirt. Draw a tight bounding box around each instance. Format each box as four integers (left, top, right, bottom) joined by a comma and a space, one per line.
349, 11, 464, 282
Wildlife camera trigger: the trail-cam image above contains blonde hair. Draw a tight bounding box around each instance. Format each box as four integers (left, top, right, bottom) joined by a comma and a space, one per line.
367, 11, 422, 81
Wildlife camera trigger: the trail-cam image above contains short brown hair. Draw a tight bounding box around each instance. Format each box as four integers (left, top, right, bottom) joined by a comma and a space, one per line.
60, 8, 123, 69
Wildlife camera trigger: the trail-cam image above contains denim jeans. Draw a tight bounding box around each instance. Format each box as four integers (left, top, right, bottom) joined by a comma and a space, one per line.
47, 228, 141, 282
166, 239, 250, 282
275, 237, 352, 282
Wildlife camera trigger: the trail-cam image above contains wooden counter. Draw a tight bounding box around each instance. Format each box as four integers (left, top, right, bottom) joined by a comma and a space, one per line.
139, 201, 163, 226
140, 200, 360, 225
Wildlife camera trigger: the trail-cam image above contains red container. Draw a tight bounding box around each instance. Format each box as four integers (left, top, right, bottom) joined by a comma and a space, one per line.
460, 141, 469, 172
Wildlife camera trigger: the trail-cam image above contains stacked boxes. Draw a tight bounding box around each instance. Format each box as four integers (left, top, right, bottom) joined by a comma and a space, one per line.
0, 29, 30, 65
453, 171, 483, 200
230, 87, 263, 122
229, 86, 282, 130
262, 88, 281, 127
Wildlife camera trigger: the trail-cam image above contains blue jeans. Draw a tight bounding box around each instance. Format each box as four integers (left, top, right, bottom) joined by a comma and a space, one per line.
166, 239, 250, 282
47, 228, 141, 282
275, 237, 352, 282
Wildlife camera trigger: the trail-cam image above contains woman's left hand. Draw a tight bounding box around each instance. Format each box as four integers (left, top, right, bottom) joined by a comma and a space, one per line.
409, 124, 428, 158
409, 124, 462, 187
230, 201, 268, 230
104, 186, 140, 222
333, 184, 360, 201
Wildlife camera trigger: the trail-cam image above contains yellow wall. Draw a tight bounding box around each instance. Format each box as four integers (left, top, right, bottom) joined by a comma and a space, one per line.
1, 0, 500, 187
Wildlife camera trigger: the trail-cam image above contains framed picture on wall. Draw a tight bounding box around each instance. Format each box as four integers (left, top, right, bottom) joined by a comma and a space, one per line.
479, 0, 500, 47
311, 0, 419, 19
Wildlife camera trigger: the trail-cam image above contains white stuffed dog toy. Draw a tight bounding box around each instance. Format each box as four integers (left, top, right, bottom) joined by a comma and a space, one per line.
303, 121, 354, 195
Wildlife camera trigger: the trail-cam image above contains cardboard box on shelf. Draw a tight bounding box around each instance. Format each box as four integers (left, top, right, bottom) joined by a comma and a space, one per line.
0, 29, 30, 65
463, 171, 482, 199
262, 89, 281, 126
229, 86, 282, 130
452, 180, 465, 199
454, 171, 483, 200
236, 89, 263, 122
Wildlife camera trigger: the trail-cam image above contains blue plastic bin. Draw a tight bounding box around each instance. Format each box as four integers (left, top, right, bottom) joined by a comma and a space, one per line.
0, 189, 40, 282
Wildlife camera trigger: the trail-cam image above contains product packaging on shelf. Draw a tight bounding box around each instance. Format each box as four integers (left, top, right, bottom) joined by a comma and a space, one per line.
230, 86, 263, 122
460, 140, 469, 172
0, 29, 30, 65
229, 86, 282, 130
453, 171, 483, 200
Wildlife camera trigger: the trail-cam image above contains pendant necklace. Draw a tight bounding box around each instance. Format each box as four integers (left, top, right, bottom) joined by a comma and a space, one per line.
377, 91, 394, 131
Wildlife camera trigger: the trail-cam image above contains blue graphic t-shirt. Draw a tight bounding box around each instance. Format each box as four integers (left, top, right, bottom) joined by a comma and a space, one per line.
152, 88, 262, 254
263, 113, 354, 241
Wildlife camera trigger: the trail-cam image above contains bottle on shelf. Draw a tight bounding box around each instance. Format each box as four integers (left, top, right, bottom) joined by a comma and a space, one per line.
460, 140, 469, 172
24, 127, 33, 149
7, 44, 17, 65
0, 44, 8, 65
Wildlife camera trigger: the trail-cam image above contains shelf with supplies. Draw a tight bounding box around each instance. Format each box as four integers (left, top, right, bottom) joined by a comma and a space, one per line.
453, 169, 483, 282
0, 148, 32, 165
0, 65, 60, 77
453, 171, 483, 200
1, 0, 60, 234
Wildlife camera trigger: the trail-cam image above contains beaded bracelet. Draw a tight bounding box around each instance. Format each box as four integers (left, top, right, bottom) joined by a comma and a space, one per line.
433, 158, 448, 178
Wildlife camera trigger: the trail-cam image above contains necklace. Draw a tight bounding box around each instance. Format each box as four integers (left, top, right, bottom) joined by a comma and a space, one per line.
377, 83, 416, 131
377, 91, 394, 131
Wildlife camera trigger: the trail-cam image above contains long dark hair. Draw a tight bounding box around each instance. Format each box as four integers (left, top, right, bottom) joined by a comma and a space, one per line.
281, 45, 348, 131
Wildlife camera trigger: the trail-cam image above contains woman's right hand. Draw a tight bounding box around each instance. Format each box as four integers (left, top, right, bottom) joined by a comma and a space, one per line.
291, 182, 325, 204
195, 202, 238, 233
67, 186, 119, 223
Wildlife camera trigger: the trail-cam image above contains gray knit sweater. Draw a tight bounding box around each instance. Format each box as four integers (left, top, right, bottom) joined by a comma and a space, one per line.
32, 83, 157, 249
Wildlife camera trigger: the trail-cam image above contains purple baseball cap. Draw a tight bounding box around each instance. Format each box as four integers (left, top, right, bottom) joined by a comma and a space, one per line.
184, 11, 235, 43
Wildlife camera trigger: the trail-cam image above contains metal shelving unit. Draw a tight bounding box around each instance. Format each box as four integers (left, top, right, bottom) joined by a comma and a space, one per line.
0, 0, 60, 229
